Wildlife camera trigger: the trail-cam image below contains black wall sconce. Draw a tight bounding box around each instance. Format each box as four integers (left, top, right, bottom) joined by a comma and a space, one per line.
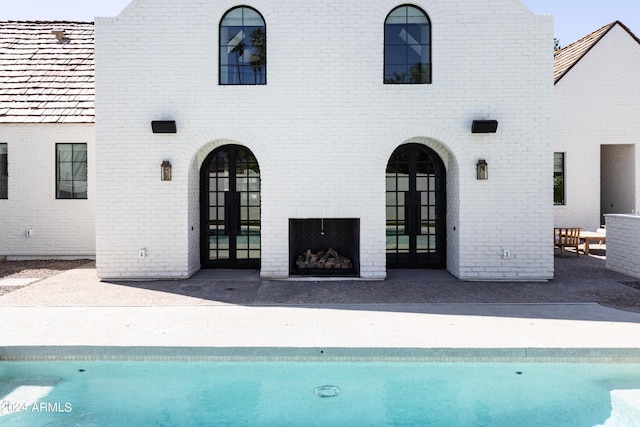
476, 159, 488, 180
151, 120, 177, 134
471, 120, 498, 133
161, 160, 172, 181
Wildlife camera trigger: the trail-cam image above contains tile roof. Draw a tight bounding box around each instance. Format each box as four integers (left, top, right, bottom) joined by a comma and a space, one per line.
554, 21, 640, 84
0, 21, 94, 123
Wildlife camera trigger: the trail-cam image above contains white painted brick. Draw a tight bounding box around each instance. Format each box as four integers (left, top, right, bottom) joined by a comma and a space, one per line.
93, 0, 553, 280
0, 124, 96, 259
605, 215, 640, 279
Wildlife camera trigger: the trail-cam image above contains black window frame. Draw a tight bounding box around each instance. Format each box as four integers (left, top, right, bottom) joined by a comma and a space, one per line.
0, 143, 7, 199
219, 6, 267, 85
554, 152, 565, 205
384, 4, 432, 84
56, 143, 88, 200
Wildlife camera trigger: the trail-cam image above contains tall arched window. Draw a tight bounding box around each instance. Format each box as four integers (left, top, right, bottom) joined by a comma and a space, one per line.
384, 5, 431, 84
220, 6, 266, 85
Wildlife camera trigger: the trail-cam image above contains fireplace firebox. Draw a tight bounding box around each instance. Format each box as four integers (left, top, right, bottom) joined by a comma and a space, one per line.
289, 219, 360, 277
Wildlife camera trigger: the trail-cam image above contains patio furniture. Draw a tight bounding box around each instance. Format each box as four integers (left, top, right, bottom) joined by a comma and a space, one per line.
579, 230, 606, 255
554, 227, 582, 257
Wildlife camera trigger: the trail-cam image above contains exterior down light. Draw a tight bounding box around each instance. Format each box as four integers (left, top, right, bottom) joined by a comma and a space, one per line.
471, 120, 498, 133
151, 120, 177, 133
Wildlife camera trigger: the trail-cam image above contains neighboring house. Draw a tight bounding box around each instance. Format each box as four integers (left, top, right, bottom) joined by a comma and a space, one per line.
0, 21, 96, 260
94, 0, 553, 280
554, 21, 640, 231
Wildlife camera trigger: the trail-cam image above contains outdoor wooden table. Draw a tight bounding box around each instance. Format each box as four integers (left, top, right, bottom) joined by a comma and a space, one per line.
579, 231, 606, 255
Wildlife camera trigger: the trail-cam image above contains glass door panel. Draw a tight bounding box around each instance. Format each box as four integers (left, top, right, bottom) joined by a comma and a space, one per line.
386, 143, 446, 269
235, 148, 260, 262
201, 145, 260, 268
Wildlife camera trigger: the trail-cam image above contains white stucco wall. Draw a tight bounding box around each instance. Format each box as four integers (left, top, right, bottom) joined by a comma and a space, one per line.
601, 144, 636, 217
0, 124, 96, 259
555, 24, 640, 231
95, 0, 553, 280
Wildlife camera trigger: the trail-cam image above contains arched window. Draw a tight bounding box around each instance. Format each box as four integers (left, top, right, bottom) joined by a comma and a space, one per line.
220, 6, 266, 85
384, 5, 431, 84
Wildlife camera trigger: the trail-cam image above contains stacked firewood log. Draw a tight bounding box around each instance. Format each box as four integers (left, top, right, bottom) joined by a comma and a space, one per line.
295, 248, 352, 269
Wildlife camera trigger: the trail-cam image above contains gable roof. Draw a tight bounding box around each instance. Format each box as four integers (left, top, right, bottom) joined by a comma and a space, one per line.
554, 21, 640, 84
0, 21, 94, 124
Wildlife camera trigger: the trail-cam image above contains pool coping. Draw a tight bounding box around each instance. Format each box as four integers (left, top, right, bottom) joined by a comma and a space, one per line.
3, 346, 640, 363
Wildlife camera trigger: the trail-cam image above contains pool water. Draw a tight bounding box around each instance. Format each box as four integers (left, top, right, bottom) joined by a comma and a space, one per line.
1, 361, 639, 426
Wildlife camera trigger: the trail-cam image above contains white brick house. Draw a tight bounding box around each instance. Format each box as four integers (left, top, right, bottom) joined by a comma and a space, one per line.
554, 21, 640, 231
0, 22, 96, 260
94, 0, 554, 281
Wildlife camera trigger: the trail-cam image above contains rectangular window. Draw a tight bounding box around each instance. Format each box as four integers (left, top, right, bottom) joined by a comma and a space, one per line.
0, 143, 7, 199
554, 152, 565, 205
56, 143, 87, 199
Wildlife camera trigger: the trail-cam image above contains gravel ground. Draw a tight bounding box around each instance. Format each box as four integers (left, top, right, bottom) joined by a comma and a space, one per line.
0, 259, 91, 296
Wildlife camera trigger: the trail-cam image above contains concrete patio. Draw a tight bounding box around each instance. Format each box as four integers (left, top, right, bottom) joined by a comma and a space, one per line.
1, 245, 640, 360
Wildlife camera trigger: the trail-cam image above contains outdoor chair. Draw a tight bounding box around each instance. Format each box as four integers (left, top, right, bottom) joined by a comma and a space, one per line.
554, 227, 582, 257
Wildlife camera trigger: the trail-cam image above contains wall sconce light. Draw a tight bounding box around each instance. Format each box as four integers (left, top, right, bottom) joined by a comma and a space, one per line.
471, 120, 498, 133
476, 159, 488, 180
151, 120, 177, 133
161, 160, 172, 181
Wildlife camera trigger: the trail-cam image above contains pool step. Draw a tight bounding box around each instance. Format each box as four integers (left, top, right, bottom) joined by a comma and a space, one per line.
597, 389, 640, 426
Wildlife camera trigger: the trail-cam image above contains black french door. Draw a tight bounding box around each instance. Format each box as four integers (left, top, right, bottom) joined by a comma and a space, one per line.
386, 143, 446, 268
200, 145, 260, 269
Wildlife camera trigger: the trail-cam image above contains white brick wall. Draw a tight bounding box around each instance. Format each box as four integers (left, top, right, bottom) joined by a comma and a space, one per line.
95, 0, 553, 280
605, 214, 640, 279
0, 124, 96, 259
555, 25, 640, 231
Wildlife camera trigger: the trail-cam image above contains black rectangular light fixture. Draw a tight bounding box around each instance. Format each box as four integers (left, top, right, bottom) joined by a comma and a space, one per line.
471, 120, 498, 134
151, 120, 177, 134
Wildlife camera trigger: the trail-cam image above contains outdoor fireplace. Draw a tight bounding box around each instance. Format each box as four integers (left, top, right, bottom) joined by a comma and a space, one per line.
289, 219, 360, 277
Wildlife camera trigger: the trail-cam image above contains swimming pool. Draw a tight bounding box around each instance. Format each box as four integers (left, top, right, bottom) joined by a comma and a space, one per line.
1, 361, 639, 426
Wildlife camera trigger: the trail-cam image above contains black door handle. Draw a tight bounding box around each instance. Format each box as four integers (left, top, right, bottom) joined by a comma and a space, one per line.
414, 193, 421, 235
404, 192, 422, 235
404, 192, 411, 235
225, 191, 242, 235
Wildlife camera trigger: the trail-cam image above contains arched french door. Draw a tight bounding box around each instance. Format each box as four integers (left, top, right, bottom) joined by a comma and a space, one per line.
200, 145, 260, 269
386, 143, 446, 269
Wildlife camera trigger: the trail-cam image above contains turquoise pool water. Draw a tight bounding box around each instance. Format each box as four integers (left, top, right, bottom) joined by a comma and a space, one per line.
1, 361, 639, 426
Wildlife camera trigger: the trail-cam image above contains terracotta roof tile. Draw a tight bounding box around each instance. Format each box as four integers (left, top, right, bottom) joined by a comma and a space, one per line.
0, 21, 94, 123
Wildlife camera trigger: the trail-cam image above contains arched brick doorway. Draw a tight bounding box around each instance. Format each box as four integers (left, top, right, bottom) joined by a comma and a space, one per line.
386, 143, 446, 268
200, 145, 261, 268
